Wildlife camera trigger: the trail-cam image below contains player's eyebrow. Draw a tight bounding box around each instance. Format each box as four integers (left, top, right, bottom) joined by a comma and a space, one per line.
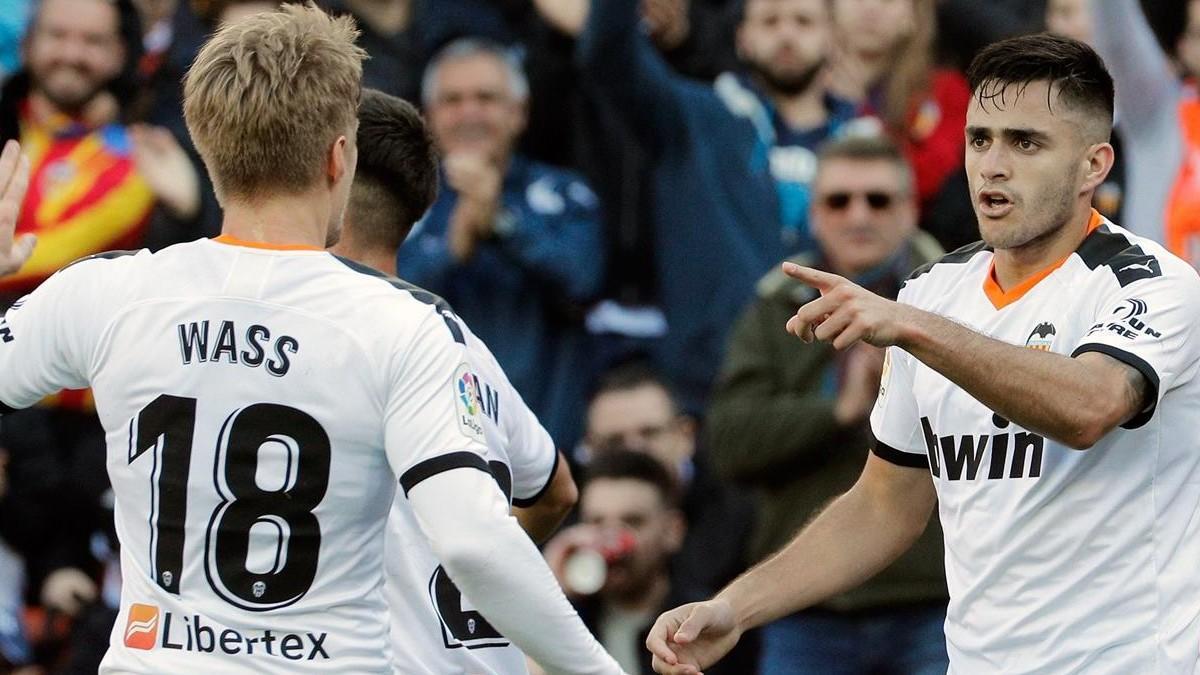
965, 126, 1052, 145
1001, 127, 1051, 144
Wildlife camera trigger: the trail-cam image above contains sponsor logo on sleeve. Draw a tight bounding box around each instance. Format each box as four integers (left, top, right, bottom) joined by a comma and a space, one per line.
454, 364, 487, 444
878, 350, 892, 398
1086, 298, 1161, 340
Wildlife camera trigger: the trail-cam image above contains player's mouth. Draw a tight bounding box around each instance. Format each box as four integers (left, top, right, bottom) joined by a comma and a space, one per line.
978, 190, 1014, 218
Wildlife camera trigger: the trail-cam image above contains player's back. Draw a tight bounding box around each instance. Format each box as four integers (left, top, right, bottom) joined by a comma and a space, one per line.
28, 237, 475, 673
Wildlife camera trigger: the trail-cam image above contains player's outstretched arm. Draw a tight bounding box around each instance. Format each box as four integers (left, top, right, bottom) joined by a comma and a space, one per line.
409, 467, 626, 675
782, 263, 1154, 449
0, 140, 36, 277
646, 454, 935, 675
514, 452, 578, 543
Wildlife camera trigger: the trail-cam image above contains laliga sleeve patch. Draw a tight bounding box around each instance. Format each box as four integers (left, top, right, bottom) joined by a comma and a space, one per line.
453, 363, 487, 445
878, 350, 892, 399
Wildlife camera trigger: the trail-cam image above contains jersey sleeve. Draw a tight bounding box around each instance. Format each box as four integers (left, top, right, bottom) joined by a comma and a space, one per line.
1070, 267, 1200, 429
869, 345, 929, 468
385, 310, 492, 496
462, 322, 557, 507
506, 399, 558, 508
0, 260, 106, 411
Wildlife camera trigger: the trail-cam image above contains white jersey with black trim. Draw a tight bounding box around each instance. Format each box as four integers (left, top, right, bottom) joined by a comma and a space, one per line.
871, 212, 1200, 674
342, 264, 559, 674
0, 238, 493, 674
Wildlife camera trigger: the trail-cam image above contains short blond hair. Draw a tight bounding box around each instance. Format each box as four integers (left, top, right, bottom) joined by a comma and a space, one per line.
183, 3, 365, 201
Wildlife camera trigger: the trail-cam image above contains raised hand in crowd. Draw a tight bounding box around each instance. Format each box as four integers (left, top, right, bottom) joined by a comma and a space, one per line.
0, 141, 35, 277
531, 0, 590, 36
444, 152, 503, 262
129, 124, 201, 221
644, 0, 691, 51
540, 522, 604, 599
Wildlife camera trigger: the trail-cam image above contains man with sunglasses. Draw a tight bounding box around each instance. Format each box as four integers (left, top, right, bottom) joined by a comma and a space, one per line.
706, 133, 947, 675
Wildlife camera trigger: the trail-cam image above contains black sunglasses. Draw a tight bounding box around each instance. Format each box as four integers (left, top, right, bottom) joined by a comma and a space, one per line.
821, 191, 896, 211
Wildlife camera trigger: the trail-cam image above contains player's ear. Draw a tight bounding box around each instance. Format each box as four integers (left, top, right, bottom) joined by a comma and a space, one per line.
1080, 142, 1114, 195
327, 135, 350, 186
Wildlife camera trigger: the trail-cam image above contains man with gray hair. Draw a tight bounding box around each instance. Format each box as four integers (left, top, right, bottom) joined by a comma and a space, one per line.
400, 38, 606, 450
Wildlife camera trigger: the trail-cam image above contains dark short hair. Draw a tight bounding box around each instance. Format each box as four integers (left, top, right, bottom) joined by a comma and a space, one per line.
583, 448, 681, 508
350, 88, 439, 251
590, 361, 678, 412
966, 33, 1114, 137
817, 133, 914, 194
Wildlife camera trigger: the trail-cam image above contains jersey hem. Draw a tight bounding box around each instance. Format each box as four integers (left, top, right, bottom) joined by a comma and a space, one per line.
512, 451, 559, 508
1070, 343, 1161, 429
870, 437, 929, 469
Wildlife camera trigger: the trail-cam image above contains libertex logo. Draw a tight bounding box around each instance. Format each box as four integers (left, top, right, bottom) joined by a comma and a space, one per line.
125, 604, 160, 650
119, 603, 330, 661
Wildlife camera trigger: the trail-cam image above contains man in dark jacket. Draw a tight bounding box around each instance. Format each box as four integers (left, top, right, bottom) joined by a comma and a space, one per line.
563, 0, 858, 412
708, 134, 948, 674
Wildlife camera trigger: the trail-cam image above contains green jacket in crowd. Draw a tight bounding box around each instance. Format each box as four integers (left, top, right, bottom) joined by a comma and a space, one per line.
707, 232, 948, 613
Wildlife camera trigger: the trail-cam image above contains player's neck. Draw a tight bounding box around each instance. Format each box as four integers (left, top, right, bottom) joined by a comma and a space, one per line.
221, 193, 334, 249
328, 240, 397, 277
992, 204, 1095, 291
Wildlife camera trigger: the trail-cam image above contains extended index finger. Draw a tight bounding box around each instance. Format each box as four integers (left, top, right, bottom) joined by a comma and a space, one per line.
782, 262, 843, 292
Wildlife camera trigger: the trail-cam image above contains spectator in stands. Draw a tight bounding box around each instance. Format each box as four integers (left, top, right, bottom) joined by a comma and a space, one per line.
828, 0, 969, 212
1093, 0, 1200, 266
582, 363, 754, 597
542, 450, 756, 675
535, 0, 856, 413
322, 0, 424, 102
707, 134, 948, 674
0, 0, 206, 302
398, 38, 605, 448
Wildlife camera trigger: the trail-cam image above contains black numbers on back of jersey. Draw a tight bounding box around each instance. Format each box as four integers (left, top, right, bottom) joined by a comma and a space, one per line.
129, 395, 331, 611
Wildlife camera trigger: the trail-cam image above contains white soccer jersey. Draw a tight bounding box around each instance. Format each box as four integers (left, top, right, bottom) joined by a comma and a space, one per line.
368, 272, 558, 675
0, 237, 493, 674
871, 212, 1200, 674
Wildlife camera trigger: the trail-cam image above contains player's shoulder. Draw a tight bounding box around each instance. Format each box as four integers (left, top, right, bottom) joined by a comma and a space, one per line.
40, 247, 151, 300
1073, 219, 1200, 293
327, 255, 468, 342
902, 239, 993, 298
332, 256, 456, 314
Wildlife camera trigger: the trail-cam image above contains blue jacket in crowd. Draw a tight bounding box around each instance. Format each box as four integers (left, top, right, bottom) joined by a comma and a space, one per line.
397, 155, 605, 448
578, 0, 857, 413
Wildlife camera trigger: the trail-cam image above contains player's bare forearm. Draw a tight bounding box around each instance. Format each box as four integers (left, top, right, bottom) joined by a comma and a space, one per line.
782, 263, 1146, 450
718, 455, 934, 631
897, 308, 1144, 449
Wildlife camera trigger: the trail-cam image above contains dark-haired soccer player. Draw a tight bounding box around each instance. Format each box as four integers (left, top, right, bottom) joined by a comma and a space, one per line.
647, 34, 1200, 675
329, 88, 585, 674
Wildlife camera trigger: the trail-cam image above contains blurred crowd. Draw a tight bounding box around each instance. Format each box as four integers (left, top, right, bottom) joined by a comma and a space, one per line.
0, 0, 1195, 672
